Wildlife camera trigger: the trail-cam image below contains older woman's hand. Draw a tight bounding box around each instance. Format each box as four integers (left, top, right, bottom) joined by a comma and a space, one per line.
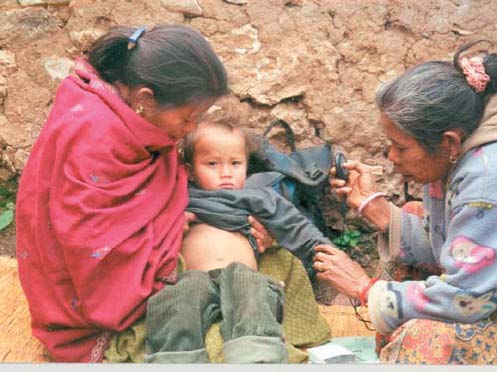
313, 244, 370, 300
248, 216, 274, 254
330, 160, 379, 210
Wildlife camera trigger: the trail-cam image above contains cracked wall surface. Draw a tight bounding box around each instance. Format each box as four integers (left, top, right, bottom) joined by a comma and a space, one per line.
0, 0, 495, 199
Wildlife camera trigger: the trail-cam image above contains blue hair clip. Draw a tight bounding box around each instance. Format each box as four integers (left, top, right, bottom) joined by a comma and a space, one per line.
127, 26, 147, 50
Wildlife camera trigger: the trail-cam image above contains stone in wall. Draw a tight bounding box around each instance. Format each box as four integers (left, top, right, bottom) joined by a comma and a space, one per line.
0, 50, 17, 76
68, 29, 105, 51
0, 79, 6, 112
0, 144, 17, 179
224, 0, 247, 5
13, 34, 75, 92
13, 149, 30, 173
1, 0, 19, 9
65, 0, 183, 43
0, 115, 9, 142
0, 50, 17, 113
2, 71, 52, 148
43, 56, 74, 81
205, 0, 342, 108
196, 0, 249, 29
0, 7, 61, 48
18, 0, 70, 6
161, 0, 203, 17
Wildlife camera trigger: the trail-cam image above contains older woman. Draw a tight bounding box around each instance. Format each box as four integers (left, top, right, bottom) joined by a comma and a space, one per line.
314, 41, 497, 364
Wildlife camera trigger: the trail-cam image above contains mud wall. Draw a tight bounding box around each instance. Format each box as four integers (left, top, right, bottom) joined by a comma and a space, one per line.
0, 0, 495, 199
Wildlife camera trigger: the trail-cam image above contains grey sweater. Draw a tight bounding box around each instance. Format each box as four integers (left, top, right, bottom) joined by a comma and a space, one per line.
186, 184, 331, 271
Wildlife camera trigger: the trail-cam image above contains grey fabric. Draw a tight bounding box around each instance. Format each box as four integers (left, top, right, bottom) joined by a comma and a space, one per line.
218, 261, 284, 343
144, 348, 210, 363
186, 185, 331, 266
146, 270, 219, 353
222, 336, 288, 363
145, 262, 286, 363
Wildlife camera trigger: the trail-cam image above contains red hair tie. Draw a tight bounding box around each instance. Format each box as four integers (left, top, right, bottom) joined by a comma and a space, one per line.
460, 56, 491, 93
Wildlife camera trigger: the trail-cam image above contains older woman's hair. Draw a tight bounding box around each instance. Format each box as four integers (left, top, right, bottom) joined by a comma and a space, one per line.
376, 41, 497, 153
88, 24, 228, 107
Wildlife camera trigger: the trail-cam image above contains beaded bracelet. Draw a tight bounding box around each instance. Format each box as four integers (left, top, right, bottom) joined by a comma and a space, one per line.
360, 277, 380, 307
357, 192, 386, 217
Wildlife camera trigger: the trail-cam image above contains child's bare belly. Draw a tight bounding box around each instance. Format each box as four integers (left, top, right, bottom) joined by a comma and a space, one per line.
181, 223, 257, 271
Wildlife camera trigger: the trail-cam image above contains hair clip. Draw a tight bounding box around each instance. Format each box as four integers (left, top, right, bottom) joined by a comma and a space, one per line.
460, 56, 490, 93
127, 26, 147, 50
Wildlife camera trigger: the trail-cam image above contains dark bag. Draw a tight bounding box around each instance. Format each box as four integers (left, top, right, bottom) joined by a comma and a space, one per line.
247, 119, 345, 249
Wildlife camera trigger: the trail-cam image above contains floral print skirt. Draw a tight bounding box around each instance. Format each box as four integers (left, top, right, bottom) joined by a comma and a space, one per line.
377, 315, 497, 364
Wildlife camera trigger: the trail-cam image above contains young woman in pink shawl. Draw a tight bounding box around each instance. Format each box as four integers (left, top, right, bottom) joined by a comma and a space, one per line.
15, 24, 230, 362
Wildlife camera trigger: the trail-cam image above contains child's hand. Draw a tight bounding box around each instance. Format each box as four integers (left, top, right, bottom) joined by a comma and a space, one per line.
183, 212, 197, 233
248, 216, 274, 254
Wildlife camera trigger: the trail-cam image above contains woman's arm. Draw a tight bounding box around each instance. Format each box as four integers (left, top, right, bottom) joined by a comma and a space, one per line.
369, 201, 497, 334
332, 161, 436, 265
331, 160, 390, 230
49, 122, 187, 331
313, 244, 370, 300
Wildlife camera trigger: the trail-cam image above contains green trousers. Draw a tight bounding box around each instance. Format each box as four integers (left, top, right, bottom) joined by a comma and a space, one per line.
145, 262, 287, 363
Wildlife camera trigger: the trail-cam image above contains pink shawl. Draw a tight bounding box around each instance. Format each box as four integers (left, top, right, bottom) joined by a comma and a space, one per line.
16, 59, 188, 362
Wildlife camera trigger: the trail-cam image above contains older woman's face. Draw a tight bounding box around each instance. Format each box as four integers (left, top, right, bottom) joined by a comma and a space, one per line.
380, 113, 451, 184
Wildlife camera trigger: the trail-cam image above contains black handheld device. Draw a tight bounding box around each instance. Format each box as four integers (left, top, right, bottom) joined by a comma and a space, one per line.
334, 152, 349, 235
334, 152, 349, 181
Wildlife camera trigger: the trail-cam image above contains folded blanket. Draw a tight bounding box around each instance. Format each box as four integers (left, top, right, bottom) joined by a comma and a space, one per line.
104, 247, 331, 363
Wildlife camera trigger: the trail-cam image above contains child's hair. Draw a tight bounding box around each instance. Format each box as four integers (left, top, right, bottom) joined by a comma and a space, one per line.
182, 116, 253, 165
88, 24, 228, 107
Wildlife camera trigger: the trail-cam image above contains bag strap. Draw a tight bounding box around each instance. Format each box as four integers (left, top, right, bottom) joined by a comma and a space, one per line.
263, 119, 296, 152
248, 119, 336, 186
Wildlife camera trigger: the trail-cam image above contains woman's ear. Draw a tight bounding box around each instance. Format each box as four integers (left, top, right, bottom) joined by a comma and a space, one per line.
134, 87, 156, 111
442, 129, 465, 159
184, 163, 194, 181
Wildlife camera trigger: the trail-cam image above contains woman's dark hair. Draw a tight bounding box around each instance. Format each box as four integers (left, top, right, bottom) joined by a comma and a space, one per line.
88, 24, 228, 107
376, 40, 497, 153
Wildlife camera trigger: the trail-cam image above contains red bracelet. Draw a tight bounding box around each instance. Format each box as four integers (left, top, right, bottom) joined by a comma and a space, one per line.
360, 277, 380, 307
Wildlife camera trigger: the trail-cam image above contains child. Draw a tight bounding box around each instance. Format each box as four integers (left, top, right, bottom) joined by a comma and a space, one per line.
145, 120, 334, 363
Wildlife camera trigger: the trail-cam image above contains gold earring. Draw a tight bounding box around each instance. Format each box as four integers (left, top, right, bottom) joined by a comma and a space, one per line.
449, 156, 458, 164
135, 105, 144, 115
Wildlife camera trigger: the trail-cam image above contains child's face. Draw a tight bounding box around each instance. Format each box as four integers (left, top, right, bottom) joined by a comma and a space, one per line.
187, 127, 247, 190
